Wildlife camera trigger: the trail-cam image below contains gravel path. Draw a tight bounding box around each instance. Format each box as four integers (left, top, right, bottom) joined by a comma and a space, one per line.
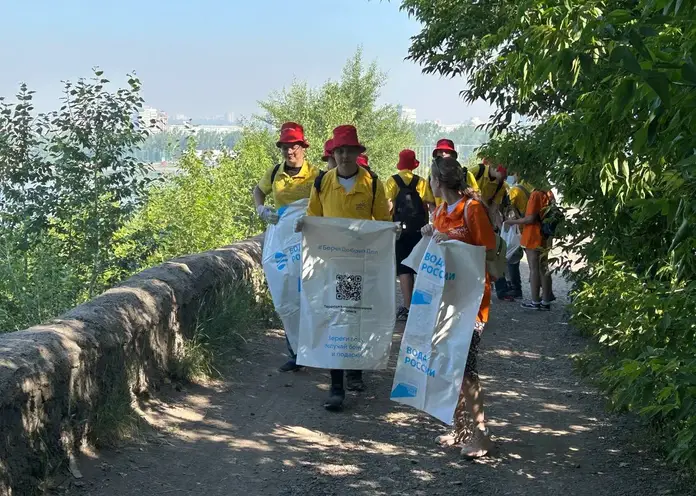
59, 267, 692, 496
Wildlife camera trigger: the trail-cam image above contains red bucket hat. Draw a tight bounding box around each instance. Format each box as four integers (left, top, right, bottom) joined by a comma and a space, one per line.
321, 139, 334, 161
432, 138, 458, 159
356, 154, 369, 168
331, 125, 366, 153
397, 149, 420, 171
276, 122, 309, 148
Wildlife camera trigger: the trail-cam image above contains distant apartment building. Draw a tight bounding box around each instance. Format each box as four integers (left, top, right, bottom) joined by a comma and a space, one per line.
397, 105, 417, 124
139, 106, 168, 133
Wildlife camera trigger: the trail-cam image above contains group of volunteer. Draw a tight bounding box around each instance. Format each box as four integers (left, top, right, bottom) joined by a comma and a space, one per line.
252, 122, 556, 459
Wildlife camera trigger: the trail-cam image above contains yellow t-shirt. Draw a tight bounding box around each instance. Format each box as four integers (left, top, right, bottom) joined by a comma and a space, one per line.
469, 164, 507, 205
257, 160, 320, 208
434, 170, 479, 207
384, 171, 435, 204
508, 181, 534, 217
307, 168, 391, 221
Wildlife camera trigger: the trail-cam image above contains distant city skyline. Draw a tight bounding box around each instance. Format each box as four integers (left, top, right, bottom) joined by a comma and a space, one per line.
0, 0, 495, 125
140, 105, 486, 131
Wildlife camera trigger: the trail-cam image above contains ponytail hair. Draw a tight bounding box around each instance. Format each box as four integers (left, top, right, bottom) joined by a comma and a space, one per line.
431, 156, 488, 211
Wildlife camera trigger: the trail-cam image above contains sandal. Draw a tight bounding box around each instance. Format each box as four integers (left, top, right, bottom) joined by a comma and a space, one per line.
460, 428, 493, 459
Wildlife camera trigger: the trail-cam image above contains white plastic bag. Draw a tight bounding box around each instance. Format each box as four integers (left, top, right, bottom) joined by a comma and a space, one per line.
297, 216, 397, 370
390, 238, 486, 424
501, 225, 521, 260
261, 199, 308, 352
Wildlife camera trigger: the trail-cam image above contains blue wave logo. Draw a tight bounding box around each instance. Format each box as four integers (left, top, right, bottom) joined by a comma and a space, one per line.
411, 289, 433, 305
391, 382, 418, 398
274, 251, 288, 271
277, 205, 289, 217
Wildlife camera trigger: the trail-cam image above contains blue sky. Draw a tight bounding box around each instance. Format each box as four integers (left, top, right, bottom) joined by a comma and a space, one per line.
0, 0, 493, 123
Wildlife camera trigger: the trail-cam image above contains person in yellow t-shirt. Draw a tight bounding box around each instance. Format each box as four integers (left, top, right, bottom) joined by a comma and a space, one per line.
469, 160, 508, 211
503, 172, 556, 302
296, 125, 394, 412
253, 122, 320, 224
384, 149, 436, 321
252, 122, 320, 373
503, 172, 535, 299
430, 139, 479, 207
471, 161, 511, 300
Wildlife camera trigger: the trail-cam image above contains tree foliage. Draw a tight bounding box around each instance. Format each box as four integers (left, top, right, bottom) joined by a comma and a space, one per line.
256, 47, 414, 178
0, 51, 412, 332
401, 0, 696, 466
0, 70, 153, 330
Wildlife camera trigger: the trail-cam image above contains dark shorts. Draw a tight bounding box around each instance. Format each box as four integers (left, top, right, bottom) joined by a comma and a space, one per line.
396, 233, 422, 276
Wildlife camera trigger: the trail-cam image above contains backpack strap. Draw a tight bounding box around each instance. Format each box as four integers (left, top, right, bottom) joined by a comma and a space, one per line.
392, 174, 417, 191
313, 170, 327, 193
369, 170, 378, 212
270, 163, 282, 184
475, 164, 486, 181
492, 179, 505, 202
463, 198, 472, 227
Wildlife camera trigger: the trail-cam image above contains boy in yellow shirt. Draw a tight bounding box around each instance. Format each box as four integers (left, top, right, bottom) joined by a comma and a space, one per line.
384, 149, 435, 321
297, 125, 393, 411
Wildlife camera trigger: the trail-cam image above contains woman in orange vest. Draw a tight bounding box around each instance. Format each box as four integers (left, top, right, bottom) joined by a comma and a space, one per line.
421, 155, 496, 459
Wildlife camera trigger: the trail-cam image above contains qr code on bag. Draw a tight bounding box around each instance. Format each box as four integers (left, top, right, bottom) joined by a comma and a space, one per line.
336, 274, 363, 301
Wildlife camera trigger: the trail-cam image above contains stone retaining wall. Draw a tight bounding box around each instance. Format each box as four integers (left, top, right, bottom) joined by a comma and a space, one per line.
0, 236, 264, 495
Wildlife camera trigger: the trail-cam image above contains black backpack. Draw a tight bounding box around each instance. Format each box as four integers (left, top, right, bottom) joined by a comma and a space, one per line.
392, 174, 428, 234
314, 169, 379, 212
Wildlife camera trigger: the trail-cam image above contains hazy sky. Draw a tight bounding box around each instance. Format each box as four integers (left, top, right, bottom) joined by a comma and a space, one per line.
0, 0, 494, 123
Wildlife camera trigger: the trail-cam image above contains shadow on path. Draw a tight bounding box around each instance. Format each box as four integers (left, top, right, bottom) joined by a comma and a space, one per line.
62, 270, 692, 496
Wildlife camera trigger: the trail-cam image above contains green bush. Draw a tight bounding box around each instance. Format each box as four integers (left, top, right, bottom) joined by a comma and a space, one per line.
401, 0, 696, 467
572, 260, 696, 466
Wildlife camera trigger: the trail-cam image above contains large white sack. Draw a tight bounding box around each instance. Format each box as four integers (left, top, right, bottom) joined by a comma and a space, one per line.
297, 216, 397, 370
261, 199, 308, 352
501, 225, 521, 260
390, 238, 486, 424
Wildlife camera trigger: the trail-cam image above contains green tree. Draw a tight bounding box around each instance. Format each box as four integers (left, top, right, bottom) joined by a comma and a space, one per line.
401, 0, 696, 466
49, 70, 153, 295
256, 47, 414, 178
0, 71, 153, 330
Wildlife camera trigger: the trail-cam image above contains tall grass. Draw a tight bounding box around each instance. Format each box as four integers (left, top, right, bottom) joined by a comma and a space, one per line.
170, 269, 278, 381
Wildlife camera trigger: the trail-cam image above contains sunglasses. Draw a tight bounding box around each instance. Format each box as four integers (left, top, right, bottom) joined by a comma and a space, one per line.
280, 143, 302, 152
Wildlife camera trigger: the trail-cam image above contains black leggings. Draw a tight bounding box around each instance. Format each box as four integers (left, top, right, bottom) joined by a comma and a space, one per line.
331, 369, 362, 389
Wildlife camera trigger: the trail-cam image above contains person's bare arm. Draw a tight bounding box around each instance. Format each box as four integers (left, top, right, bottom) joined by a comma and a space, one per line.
252, 185, 266, 209
506, 213, 536, 226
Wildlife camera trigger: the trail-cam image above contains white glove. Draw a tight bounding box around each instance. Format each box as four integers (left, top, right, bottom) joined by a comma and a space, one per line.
257, 205, 279, 225
294, 216, 305, 233
394, 223, 403, 240
421, 224, 434, 237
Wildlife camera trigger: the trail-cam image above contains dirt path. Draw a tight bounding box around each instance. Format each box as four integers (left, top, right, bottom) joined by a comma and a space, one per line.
60, 269, 691, 496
